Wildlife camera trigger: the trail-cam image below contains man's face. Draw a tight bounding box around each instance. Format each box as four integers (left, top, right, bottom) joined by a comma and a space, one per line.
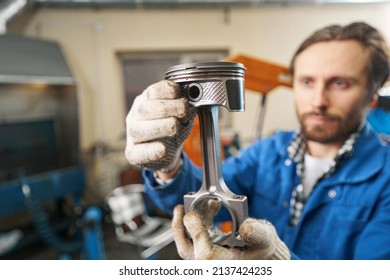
293, 40, 371, 145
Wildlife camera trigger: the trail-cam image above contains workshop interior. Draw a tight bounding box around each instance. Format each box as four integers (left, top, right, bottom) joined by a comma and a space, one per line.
0, 0, 389, 260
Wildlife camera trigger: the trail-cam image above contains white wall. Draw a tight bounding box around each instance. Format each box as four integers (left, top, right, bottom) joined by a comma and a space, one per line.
22, 3, 390, 149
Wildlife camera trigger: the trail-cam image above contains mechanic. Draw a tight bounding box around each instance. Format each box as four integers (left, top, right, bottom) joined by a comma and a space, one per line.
125, 21, 390, 260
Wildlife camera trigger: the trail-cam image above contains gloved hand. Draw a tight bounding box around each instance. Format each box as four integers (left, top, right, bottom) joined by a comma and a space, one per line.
125, 80, 196, 171
172, 201, 291, 260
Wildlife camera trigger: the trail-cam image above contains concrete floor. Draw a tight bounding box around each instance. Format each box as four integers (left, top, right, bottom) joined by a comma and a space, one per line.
1, 217, 181, 260
100, 220, 181, 260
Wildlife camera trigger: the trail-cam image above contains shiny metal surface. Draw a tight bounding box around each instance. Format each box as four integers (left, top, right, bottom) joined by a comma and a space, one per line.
166, 61, 248, 247
166, 62, 245, 112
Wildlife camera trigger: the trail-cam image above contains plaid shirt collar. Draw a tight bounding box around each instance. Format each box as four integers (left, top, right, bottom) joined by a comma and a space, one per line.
287, 122, 365, 177
287, 122, 365, 226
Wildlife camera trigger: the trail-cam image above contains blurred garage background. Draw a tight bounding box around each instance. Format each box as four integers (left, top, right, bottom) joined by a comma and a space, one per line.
0, 0, 389, 260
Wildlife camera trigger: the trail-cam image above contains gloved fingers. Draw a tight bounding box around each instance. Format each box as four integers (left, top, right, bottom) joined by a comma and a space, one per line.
144, 80, 182, 100
184, 211, 237, 260
137, 98, 189, 120
183, 211, 216, 257
125, 141, 166, 166
172, 205, 194, 260
128, 117, 180, 143
199, 199, 221, 228
238, 218, 275, 249
124, 80, 195, 170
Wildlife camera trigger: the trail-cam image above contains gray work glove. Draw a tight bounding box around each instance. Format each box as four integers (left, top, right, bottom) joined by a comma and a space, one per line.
172, 201, 291, 260
125, 80, 196, 171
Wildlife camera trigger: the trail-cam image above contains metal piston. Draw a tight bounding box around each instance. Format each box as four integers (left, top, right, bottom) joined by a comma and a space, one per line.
166, 62, 249, 247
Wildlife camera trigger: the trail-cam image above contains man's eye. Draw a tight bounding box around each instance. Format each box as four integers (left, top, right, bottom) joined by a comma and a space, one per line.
301, 78, 313, 87
330, 79, 349, 89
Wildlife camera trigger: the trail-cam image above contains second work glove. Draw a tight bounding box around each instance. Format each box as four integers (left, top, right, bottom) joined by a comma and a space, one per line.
172, 201, 291, 260
125, 80, 196, 171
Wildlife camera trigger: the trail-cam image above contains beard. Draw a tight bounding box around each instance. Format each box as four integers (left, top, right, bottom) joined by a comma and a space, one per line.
299, 111, 361, 144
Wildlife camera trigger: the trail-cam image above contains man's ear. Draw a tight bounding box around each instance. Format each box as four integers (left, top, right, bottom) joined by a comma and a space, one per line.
369, 92, 379, 108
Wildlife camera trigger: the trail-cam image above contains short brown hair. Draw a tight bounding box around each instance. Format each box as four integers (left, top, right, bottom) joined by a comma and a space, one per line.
289, 22, 390, 94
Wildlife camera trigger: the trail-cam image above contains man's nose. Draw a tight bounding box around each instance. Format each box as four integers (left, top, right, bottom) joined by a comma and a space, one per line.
312, 83, 329, 110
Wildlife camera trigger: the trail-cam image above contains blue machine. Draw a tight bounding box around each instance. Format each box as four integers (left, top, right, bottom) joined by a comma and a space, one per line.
0, 166, 106, 260
0, 34, 106, 260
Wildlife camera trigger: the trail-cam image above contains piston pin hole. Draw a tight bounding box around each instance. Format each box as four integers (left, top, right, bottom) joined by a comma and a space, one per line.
186, 83, 203, 102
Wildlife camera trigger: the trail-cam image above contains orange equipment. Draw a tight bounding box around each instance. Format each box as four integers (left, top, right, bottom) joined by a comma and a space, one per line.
184, 54, 292, 165
226, 54, 292, 94
226, 54, 292, 141
183, 116, 203, 166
